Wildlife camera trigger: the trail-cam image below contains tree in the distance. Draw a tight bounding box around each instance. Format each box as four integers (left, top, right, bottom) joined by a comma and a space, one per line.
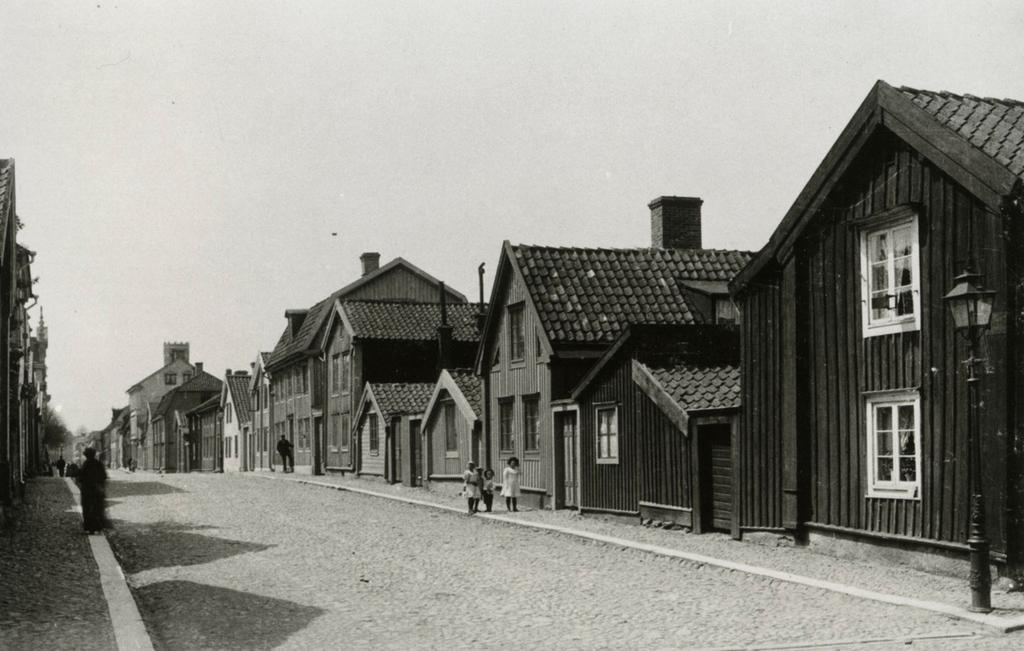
41, 405, 71, 455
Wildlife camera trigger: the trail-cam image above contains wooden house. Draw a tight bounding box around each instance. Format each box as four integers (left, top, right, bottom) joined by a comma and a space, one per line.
320, 297, 481, 475
730, 80, 1024, 574
353, 382, 434, 483
187, 394, 222, 472
265, 252, 467, 475
421, 369, 483, 490
475, 203, 751, 509
221, 370, 252, 472
148, 369, 222, 472
570, 325, 740, 532
250, 352, 272, 470
126, 342, 194, 470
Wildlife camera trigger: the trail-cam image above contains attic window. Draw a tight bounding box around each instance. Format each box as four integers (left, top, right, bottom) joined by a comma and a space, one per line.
508, 304, 525, 361
860, 214, 921, 337
713, 297, 739, 325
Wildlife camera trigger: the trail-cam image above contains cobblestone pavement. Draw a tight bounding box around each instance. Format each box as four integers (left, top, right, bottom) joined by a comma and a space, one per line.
0, 477, 116, 651
101, 472, 1024, 650
296, 472, 1024, 618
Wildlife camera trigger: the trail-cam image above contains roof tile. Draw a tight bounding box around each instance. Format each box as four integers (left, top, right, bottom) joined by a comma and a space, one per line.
343, 301, 482, 342
368, 382, 435, 420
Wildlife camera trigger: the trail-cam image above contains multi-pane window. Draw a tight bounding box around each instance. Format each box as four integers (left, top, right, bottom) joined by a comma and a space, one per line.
866, 394, 920, 498
862, 218, 920, 335
225, 404, 232, 424
331, 355, 341, 395
330, 413, 340, 449
444, 402, 458, 453
596, 406, 619, 462
165, 373, 177, 385
182, 372, 193, 384
714, 297, 739, 325
508, 304, 525, 361
523, 398, 539, 452
341, 413, 351, 450
499, 400, 514, 451
341, 352, 351, 393
368, 413, 379, 455
301, 364, 308, 394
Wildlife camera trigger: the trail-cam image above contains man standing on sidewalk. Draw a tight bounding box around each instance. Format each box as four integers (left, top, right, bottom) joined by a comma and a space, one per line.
276, 435, 293, 473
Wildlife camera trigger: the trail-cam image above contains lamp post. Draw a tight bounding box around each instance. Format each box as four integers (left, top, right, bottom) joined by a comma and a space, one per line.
943, 267, 996, 613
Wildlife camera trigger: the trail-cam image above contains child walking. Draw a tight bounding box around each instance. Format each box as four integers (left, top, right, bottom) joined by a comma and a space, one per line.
481, 468, 495, 512
463, 461, 480, 514
501, 457, 521, 512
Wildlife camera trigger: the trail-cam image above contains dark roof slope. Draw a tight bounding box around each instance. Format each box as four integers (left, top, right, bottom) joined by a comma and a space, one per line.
0, 160, 12, 224
901, 86, 1024, 178
513, 245, 751, 344
226, 374, 252, 424
178, 371, 223, 394
186, 394, 221, 416
343, 301, 482, 342
448, 369, 482, 416
369, 382, 434, 420
643, 362, 741, 411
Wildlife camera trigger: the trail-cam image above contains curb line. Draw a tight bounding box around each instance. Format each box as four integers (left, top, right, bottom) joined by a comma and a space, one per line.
255, 473, 1024, 635
64, 478, 155, 651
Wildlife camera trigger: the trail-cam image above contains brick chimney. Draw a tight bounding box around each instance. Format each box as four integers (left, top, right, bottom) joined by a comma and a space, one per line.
360, 252, 381, 276
649, 196, 703, 249
225, 369, 232, 376
195, 362, 203, 374
285, 309, 308, 337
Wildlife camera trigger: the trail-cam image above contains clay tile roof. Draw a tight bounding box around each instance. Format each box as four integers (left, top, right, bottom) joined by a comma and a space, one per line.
226, 374, 252, 424
448, 369, 482, 416
644, 362, 741, 412
178, 371, 223, 394
369, 382, 435, 421
187, 394, 221, 416
343, 301, 482, 342
512, 245, 752, 344
900, 86, 1024, 178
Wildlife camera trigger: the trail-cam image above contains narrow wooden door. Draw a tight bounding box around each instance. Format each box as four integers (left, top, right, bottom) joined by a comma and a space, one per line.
701, 424, 733, 532
410, 420, 422, 487
561, 412, 579, 508
393, 419, 402, 484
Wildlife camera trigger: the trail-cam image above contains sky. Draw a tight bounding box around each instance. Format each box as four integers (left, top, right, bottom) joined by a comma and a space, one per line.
3, 1, 1024, 431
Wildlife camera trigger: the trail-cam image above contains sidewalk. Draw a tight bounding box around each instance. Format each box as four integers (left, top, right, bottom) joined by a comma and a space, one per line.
257, 471, 1024, 634
0, 477, 117, 650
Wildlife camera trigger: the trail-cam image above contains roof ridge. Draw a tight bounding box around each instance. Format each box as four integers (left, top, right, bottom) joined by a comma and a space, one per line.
512, 243, 754, 255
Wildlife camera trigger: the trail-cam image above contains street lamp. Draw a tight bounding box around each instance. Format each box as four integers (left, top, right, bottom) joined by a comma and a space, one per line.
943, 267, 996, 613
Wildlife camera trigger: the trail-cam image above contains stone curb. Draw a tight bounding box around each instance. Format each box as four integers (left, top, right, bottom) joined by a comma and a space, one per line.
64, 478, 155, 651
254, 473, 1024, 635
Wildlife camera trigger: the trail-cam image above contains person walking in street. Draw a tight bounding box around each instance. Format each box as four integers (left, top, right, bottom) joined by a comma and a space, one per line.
481, 468, 495, 513
463, 461, 480, 514
277, 435, 294, 473
501, 457, 521, 512
55, 455, 66, 477
77, 447, 107, 534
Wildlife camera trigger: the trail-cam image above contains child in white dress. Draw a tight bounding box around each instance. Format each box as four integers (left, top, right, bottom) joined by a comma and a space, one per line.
501, 456, 521, 512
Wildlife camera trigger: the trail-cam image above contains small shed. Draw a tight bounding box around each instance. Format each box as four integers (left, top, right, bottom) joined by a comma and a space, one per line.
572, 324, 740, 534
421, 369, 483, 489
354, 382, 434, 484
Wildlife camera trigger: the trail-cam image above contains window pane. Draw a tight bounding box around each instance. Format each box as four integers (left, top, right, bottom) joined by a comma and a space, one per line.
898, 405, 914, 430
899, 457, 916, 481
894, 258, 913, 289
877, 431, 892, 456
892, 226, 913, 257
871, 293, 890, 321
609, 432, 618, 459
895, 290, 914, 317
899, 430, 915, 455
871, 263, 889, 293
877, 457, 893, 481
871, 232, 889, 262
875, 406, 892, 432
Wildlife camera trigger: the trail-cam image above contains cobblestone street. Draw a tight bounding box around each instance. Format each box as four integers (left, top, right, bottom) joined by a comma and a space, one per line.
93, 472, 1015, 650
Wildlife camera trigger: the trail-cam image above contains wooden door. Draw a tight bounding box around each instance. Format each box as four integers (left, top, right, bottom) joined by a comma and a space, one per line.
700, 424, 733, 532
560, 412, 579, 508
393, 419, 402, 484
410, 420, 422, 487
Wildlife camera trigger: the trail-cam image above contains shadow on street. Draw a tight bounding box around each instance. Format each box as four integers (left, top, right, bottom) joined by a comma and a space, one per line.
106, 481, 187, 498
132, 580, 326, 650
107, 520, 272, 574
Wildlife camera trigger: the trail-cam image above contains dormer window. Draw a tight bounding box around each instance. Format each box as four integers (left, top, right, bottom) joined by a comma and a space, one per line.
860, 212, 920, 336
713, 297, 739, 325
508, 304, 525, 361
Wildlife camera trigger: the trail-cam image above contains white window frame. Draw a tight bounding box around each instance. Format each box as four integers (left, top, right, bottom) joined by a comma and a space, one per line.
595, 404, 619, 465
865, 391, 921, 500
859, 212, 921, 337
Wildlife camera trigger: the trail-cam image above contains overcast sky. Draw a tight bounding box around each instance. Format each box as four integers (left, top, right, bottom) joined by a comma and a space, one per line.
4, 1, 1024, 431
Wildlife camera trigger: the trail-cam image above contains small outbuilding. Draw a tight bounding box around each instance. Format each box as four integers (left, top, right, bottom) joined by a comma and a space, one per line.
421, 369, 483, 490
353, 382, 434, 484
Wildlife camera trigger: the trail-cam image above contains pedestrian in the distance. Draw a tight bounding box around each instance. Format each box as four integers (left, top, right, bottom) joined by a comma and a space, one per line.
277, 435, 294, 473
77, 447, 108, 534
481, 468, 495, 512
66, 462, 79, 478
463, 461, 480, 514
55, 455, 66, 477
502, 456, 521, 512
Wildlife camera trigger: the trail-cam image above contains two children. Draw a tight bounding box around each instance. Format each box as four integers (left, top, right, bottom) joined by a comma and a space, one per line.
463, 462, 496, 514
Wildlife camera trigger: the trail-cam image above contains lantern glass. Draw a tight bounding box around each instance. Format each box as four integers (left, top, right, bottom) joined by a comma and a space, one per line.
943, 270, 996, 333
946, 294, 972, 331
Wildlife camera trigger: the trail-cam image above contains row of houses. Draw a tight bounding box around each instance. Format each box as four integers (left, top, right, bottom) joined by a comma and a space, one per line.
0, 159, 51, 507
103, 81, 1024, 579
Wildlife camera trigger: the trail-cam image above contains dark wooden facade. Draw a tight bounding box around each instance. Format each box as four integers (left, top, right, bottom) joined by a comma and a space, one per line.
733, 81, 1024, 569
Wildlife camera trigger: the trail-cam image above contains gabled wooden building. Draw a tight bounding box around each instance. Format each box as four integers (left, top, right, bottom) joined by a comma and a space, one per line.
265, 253, 467, 475
250, 352, 272, 470
221, 369, 252, 472
731, 80, 1024, 573
187, 394, 222, 472
475, 203, 751, 509
149, 368, 222, 473
319, 297, 481, 474
353, 382, 434, 483
421, 369, 483, 490
570, 325, 740, 532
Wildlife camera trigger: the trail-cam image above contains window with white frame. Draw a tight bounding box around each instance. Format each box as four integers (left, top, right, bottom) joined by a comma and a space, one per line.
861, 216, 920, 336
444, 401, 458, 454
596, 405, 619, 463
866, 393, 920, 499
368, 413, 379, 455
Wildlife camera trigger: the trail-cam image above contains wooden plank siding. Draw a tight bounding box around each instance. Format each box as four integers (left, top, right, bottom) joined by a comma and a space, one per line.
358, 403, 386, 477
741, 130, 1012, 553
424, 395, 476, 478
487, 272, 553, 500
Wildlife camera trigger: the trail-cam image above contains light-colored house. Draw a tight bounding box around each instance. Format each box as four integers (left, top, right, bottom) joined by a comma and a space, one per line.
221, 369, 252, 472
250, 352, 272, 470
421, 369, 483, 491
353, 382, 434, 483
